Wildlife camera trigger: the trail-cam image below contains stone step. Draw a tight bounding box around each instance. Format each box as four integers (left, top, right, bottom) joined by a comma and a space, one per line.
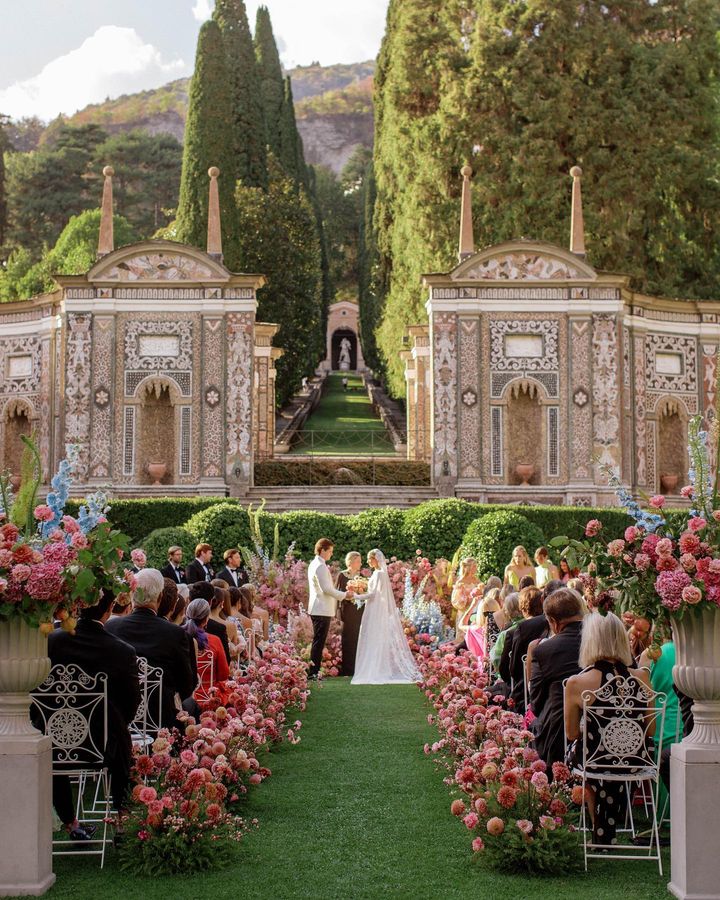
245, 485, 439, 513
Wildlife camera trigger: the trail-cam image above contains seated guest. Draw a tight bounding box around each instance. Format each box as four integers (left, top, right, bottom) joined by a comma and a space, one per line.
529, 588, 584, 768
216, 548, 249, 588
640, 637, 680, 811
565, 612, 655, 845
242, 583, 269, 641
185, 543, 214, 584
189, 582, 231, 664
106, 568, 194, 728
170, 591, 188, 626
210, 581, 242, 662
498, 586, 545, 706
559, 557, 579, 583
108, 594, 132, 620
518, 575, 535, 591
161, 545, 188, 585
490, 592, 521, 670
46, 589, 141, 840
227, 586, 256, 658
183, 598, 230, 702
157, 578, 178, 620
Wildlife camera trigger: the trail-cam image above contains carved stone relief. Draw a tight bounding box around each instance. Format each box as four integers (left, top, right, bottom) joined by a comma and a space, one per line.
226, 312, 254, 483
458, 318, 480, 478
432, 313, 458, 480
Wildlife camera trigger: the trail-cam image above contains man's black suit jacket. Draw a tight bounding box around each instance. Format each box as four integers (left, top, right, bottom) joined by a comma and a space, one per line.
500, 614, 548, 711
161, 562, 187, 585
185, 558, 213, 584
106, 607, 194, 727
529, 620, 583, 768
215, 565, 249, 589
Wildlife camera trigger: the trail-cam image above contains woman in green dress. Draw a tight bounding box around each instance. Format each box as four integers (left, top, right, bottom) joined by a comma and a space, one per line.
640, 639, 680, 813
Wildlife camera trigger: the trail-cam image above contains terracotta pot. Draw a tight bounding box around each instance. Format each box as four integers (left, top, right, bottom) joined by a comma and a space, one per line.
672, 605, 720, 745
147, 461, 167, 486
0, 619, 50, 736
9, 474, 21, 492
661, 473, 679, 494
515, 463, 534, 486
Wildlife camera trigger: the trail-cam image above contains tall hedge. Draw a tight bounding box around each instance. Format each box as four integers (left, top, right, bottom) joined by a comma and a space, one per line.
460, 510, 546, 582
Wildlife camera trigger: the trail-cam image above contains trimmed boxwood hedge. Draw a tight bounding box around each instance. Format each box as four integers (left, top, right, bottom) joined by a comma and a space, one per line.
460, 510, 546, 581
255, 459, 431, 486
142, 527, 196, 570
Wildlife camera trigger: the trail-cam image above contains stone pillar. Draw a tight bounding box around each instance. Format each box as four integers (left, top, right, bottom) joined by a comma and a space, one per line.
431, 313, 458, 493
63, 313, 93, 483
253, 323, 281, 461
404, 326, 431, 463
632, 327, 648, 490
225, 312, 255, 495
591, 314, 621, 485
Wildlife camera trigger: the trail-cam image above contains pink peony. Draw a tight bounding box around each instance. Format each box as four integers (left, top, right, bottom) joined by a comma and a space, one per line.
680, 553, 697, 572
33, 505, 54, 522
585, 519, 602, 537
463, 812, 479, 830
472, 837, 485, 852
71, 532, 89, 550
682, 585, 702, 605
486, 817, 505, 836
634, 553, 651, 572
10, 564, 31, 583
138, 786, 157, 804
655, 538, 674, 557
61, 515, 80, 533
516, 819, 534, 834
689, 517, 708, 533
607, 539, 625, 558
649, 495, 666, 509
624, 526, 641, 543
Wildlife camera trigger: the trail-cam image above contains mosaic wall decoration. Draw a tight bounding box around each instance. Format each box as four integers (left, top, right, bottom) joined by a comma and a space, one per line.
570, 319, 592, 480
89, 316, 114, 479
225, 312, 254, 483
703, 345, 717, 471
432, 312, 458, 480
645, 333, 698, 395
591, 315, 621, 472
102, 253, 216, 282
124, 319, 193, 373
201, 318, 224, 479
458, 318, 480, 478
459, 253, 589, 281
38, 338, 51, 477
64, 314, 93, 480
633, 333, 647, 487
0, 336, 42, 395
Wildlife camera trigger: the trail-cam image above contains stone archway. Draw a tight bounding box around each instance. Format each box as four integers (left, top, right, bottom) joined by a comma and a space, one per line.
332, 329, 357, 371
656, 398, 688, 495
505, 381, 544, 486
137, 378, 179, 485
3, 399, 33, 478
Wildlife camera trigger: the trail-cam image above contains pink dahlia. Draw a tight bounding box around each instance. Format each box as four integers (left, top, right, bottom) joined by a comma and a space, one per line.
486, 817, 505, 836
463, 812, 479, 830
472, 837, 485, 852
656, 569, 692, 611
516, 819, 534, 835
497, 786, 518, 809
450, 799, 466, 817
679, 532, 702, 555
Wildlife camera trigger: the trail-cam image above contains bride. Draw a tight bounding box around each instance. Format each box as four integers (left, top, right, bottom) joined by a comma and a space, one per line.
351, 549, 420, 685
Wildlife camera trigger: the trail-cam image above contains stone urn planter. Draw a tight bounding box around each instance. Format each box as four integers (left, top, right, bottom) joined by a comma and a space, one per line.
147, 461, 167, 486
0, 619, 51, 735
672, 605, 720, 745
661, 473, 679, 494
515, 463, 534, 486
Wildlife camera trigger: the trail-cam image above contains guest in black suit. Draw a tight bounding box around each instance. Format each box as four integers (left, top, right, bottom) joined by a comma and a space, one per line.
106, 568, 194, 728
337, 551, 364, 676
529, 587, 584, 768
46, 589, 141, 838
498, 586, 545, 708
216, 548, 249, 589
161, 545, 188, 585
185, 543, 214, 584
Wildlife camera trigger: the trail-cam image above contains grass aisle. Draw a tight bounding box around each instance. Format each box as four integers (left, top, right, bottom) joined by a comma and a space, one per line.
48, 679, 669, 900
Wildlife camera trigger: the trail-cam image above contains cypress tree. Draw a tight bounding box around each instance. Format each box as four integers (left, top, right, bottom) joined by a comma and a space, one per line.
279, 76, 308, 186
175, 19, 239, 267
254, 6, 285, 160
0, 115, 9, 252
213, 0, 267, 189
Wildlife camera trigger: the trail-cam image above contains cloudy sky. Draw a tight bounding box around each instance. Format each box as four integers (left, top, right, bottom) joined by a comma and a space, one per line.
0, 0, 387, 121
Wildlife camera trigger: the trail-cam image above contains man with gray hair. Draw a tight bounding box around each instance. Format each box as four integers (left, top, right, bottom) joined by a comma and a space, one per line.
336, 551, 365, 676
106, 568, 194, 727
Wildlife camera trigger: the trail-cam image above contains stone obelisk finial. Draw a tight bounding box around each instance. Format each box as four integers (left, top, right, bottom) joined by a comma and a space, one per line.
207, 166, 223, 262
458, 164, 475, 261
97, 165, 114, 257
569, 165, 586, 258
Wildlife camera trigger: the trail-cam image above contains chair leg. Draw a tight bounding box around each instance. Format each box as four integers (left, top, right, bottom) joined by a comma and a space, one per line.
647, 782, 663, 876
100, 769, 110, 869
582, 775, 588, 871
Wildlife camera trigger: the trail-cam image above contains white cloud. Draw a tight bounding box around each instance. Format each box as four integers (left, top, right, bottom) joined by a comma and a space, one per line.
0, 25, 186, 121
191, 0, 213, 23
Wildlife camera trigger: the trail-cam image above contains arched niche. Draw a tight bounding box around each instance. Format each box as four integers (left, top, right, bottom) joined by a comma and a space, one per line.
2, 399, 34, 479
505, 380, 544, 485
656, 397, 688, 495
332, 328, 357, 370
136, 377, 180, 486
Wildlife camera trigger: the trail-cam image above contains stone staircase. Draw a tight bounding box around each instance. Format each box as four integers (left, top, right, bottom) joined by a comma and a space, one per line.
244, 485, 439, 514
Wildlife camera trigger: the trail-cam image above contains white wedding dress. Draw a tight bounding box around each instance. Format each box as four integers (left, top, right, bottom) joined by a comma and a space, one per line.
352, 550, 421, 685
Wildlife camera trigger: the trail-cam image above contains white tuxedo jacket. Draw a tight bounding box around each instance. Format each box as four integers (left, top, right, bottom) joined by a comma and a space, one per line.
307, 556, 345, 617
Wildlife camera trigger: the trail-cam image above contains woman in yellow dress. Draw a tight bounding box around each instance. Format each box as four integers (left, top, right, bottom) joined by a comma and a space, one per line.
503, 546, 535, 589
451, 557, 482, 640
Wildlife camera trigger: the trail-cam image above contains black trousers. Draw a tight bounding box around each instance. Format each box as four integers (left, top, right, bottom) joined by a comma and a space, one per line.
53, 761, 130, 825
309, 615, 331, 678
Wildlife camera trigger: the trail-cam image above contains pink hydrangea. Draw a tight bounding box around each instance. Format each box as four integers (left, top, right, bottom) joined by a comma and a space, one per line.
656, 569, 692, 611
585, 519, 602, 537
607, 539, 625, 558
42, 542, 74, 565
682, 585, 702, 605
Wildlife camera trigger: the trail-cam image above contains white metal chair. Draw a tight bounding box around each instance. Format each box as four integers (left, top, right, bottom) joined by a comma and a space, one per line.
195, 650, 215, 703
131, 656, 164, 746
521, 653, 529, 712
571, 674, 666, 873
32, 664, 112, 867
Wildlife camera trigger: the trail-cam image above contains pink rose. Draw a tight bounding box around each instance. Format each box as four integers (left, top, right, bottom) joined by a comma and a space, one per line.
585, 519, 602, 537
463, 812, 479, 830
689, 518, 708, 533
655, 538, 674, 557
624, 526, 641, 543
486, 817, 505, 836
649, 495, 666, 509
607, 539, 625, 558
680, 485, 694, 498
682, 585, 702, 605
472, 837, 485, 852
71, 532, 88, 549
138, 786, 157, 804
33, 505, 54, 522
516, 819, 534, 834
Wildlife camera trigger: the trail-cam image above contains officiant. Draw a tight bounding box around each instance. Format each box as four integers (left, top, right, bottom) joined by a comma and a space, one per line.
337, 551, 365, 676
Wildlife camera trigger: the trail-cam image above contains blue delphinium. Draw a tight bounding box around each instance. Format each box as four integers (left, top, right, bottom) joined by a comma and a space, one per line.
687, 416, 712, 519
76, 491, 110, 535
40, 449, 77, 538
402, 571, 443, 644
602, 465, 665, 534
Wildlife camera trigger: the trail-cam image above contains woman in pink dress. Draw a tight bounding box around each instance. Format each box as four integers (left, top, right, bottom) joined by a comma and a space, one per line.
466, 588, 502, 660
451, 559, 481, 644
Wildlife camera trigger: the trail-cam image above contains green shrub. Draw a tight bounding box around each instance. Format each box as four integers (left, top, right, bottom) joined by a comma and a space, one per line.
254, 459, 430, 486
402, 499, 482, 560
275, 511, 355, 562
140, 527, 196, 570
184, 502, 278, 558
348, 507, 411, 560
461, 510, 546, 581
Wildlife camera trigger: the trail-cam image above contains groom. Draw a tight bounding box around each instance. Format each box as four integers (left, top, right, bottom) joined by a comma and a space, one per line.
307, 538, 352, 679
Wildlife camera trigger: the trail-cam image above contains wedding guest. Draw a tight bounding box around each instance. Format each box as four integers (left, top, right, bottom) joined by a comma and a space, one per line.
109, 594, 132, 620
504, 546, 536, 589
451, 558, 482, 648
216, 548, 249, 589
171, 591, 188, 626
490, 592, 521, 670
534, 547, 559, 588
185, 543, 214, 584
498, 586, 544, 698
157, 578, 178, 620
240, 583, 270, 642
45, 588, 141, 841
106, 568, 194, 728
529, 588, 584, 767
161, 546, 187, 585
337, 551, 365, 676
190, 581, 230, 664
565, 612, 654, 844
466, 588, 501, 660
640, 637, 680, 811
559, 557, 579, 583
183, 598, 230, 702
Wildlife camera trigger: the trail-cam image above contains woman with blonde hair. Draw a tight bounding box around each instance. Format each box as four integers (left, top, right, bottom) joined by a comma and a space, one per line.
504, 546, 536, 589
451, 557, 482, 642
465, 588, 502, 661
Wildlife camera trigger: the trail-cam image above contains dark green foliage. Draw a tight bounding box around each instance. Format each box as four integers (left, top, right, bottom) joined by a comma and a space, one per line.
235, 159, 323, 403
403, 498, 481, 560
275, 510, 355, 561
0, 115, 9, 250
117, 819, 235, 875
358, 158, 383, 373
183, 502, 275, 557
279, 77, 307, 186
175, 19, 239, 267
349, 507, 412, 560
213, 0, 268, 189
253, 459, 430, 486
140, 526, 196, 570
312, 163, 361, 298
461, 511, 546, 581
254, 6, 285, 161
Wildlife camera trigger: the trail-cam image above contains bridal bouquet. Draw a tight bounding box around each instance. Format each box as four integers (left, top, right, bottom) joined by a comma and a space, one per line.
0, 438, 130, 629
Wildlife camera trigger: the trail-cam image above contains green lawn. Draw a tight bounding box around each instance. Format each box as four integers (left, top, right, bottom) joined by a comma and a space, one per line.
45, 679, 669, 900
291, 373, 395, 455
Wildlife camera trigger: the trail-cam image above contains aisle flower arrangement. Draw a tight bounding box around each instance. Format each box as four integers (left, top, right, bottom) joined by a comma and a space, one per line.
118, 639, 308, 874
418, 648, 582, 874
